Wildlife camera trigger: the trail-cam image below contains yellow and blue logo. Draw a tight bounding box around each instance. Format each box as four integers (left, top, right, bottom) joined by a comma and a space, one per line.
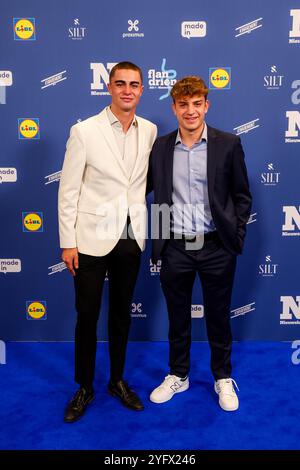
26, 301, 47, 320
13, 18, 36, 40
209, 67, 231, 89
18, 118, 40, 140
22, 212, 43, 232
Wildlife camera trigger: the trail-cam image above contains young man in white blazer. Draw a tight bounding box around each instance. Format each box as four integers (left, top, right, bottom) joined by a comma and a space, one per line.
58, 62, 157, 422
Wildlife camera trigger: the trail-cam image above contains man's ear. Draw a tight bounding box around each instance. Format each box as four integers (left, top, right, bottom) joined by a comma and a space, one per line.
172, 102, 177, 116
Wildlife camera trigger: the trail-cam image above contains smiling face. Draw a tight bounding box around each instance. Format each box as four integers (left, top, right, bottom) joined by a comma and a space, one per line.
107, 68, 144, 114
172, 94, 210, 134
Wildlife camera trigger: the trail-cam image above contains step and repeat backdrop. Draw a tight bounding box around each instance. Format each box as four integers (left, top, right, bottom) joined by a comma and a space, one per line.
0, 0, 300, 341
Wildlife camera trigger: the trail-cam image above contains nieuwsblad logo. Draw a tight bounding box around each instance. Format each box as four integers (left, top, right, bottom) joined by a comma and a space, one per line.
26, 301, 47, 320
289, 10, 300, 44
259, 256, 278, 277
261, 163, 280, 186
181, 21, 206, 39
0, 71, 13, 105
285, 80, 300, 143
264, 66, 284, 90
13, 18, 36, 40
280, 296, 300, 325
18, 119, 40, 140
209, 68, 231, 90
282, 206, 300, 236
148, 59, 177, 100
0, 168, 17, 183
90, 62, 117, 96
22, 212, 43, 232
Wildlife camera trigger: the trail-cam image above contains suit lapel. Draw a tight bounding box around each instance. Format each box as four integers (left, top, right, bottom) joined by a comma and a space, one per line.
207, 125, 218, 204
129, 116, 146, 182
95, 109, 129, 179
164, 131, 177, 204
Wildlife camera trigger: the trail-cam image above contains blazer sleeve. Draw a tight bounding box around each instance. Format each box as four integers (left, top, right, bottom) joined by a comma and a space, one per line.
230, 137, 252, 249
58, 125, 86, 248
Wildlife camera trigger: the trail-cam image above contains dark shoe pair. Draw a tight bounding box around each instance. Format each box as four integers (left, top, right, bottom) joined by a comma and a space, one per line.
64, 387, 94, 423
108, 379, 144, 411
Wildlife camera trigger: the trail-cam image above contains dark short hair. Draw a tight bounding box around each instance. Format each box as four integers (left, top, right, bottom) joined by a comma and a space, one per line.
109, 62, 143, 83
171, 76, 208, 102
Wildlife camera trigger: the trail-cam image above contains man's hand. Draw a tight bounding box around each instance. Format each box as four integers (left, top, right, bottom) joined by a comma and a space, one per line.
62, 248, 79, 276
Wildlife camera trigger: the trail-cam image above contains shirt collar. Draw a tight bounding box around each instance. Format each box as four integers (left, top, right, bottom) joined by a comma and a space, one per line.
106, 106, 138, 128
175, 122, 207, 146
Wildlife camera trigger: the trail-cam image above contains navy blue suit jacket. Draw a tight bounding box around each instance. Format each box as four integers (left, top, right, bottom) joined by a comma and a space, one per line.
147, 125, 252, 263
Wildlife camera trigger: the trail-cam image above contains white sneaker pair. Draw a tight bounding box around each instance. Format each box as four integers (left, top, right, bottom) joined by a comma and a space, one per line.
150, 374, 239, 411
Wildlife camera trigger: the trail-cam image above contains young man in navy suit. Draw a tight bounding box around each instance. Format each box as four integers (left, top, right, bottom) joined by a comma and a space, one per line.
148, 76, 252, 411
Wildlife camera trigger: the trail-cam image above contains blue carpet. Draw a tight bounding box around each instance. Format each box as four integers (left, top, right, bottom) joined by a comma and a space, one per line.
0, 341, 299, 450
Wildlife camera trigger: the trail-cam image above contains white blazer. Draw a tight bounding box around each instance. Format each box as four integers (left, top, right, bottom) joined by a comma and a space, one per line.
58, 108, 157, 256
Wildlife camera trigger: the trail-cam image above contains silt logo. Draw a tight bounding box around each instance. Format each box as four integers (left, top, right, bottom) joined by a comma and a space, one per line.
13, 18, 36, 40
22, 212, 43, 232
26, 301, 47, 320
209, 67, 231, 89
18, 118, 40, 139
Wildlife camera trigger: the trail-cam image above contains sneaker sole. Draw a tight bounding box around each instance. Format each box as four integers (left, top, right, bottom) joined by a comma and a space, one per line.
150, 382, 189, 404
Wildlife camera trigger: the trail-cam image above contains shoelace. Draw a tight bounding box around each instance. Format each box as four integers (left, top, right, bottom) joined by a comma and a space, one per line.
72, 389, 87, 409
218, 378, 239, 395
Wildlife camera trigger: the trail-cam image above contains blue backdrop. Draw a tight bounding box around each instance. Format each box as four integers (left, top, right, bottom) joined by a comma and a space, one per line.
1, 0, 300, 341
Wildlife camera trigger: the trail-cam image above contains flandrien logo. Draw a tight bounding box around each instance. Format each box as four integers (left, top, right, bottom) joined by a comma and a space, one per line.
18, 118, 40, 140
234, 119, 260, 135
261, 163, 280, 186
90, 62, 117, 96
289, 10, 300, 44
235, 17, 263, 37
181, 21, 206, 39
41, 71, 67, 89
0, 168, 17, 183
26, 301, 47, 320
22, 212, 43, 232
148, 58, 177, 100
0, 71, 13, 105
280, 296, 300, 325
149, 258, 161, 276
44, 170, 61, 185
209, 68, 231, 90
13, 18, 36, 40
123, 19, 144, 38
282, 206, 300, 236
0, 259, 21, 274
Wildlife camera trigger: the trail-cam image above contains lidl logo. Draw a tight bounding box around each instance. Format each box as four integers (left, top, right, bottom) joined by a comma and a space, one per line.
209, 67, 231, 89
22, 212, 43, 232
26, 301, 47, 320
13, 18, 36, 40
18, 118, 40, 139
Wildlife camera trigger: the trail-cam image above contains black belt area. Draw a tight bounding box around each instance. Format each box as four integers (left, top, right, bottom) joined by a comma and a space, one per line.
170, 231, 218, 243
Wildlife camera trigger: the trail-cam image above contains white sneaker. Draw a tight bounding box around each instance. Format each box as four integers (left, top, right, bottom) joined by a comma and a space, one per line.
150, 374, 189, 403
214, 378, 239, 411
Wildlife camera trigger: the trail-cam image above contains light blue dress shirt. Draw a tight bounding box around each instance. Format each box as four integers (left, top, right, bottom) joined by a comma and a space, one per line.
171, 123, 216, 235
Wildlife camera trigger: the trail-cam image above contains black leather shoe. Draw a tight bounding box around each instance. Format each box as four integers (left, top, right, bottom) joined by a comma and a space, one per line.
64, 387, 94, 423
108, 379, 144, 411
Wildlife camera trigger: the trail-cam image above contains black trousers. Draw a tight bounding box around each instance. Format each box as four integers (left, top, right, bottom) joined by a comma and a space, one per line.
160, 233, 237, 381
73, 236, 141, 388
